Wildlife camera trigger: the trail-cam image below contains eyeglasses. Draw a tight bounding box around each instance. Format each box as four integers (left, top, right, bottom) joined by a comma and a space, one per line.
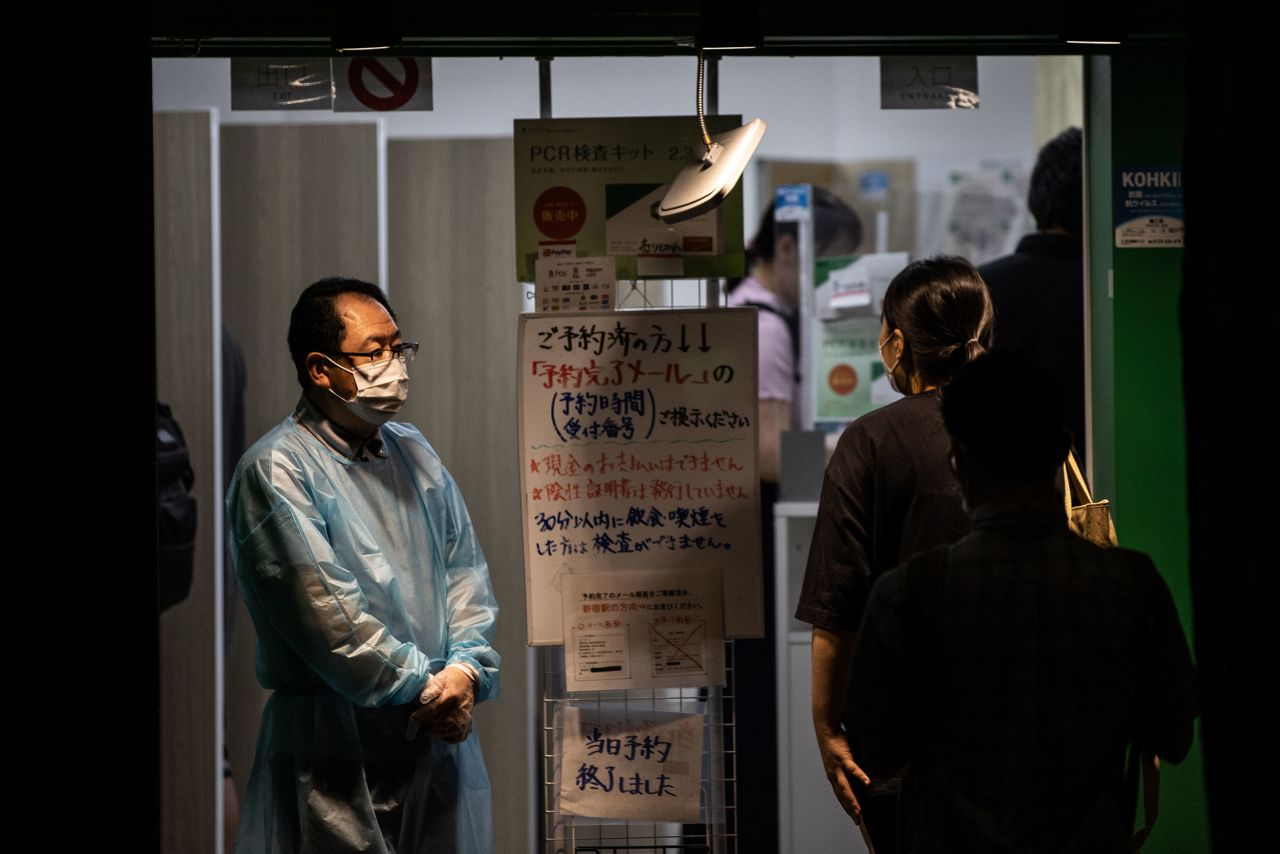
332, 341, 419, 366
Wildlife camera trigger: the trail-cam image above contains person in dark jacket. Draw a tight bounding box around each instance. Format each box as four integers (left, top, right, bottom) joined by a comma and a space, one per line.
847, 352, 1196, 853
979, 127, 1087, 466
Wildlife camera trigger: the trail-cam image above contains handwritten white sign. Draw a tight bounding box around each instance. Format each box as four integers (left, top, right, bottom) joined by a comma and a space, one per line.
518, 308, 762, 645
558, 705, 704, 823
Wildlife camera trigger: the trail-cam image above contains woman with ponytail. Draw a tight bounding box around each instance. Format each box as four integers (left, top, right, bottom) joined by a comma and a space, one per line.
795, 256, 994, 853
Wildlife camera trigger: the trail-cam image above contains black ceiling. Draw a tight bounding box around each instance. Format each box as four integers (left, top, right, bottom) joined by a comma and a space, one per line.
151, 2, 1187, 57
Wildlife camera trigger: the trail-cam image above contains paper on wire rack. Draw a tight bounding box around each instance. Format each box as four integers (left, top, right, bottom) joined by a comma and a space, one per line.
558, 704, 704, 823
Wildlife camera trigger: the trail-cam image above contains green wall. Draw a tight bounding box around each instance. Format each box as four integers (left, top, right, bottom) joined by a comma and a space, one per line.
1088, 50, 1207, 852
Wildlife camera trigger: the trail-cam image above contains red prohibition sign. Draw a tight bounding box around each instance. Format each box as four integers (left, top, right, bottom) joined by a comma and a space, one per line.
349, 58, 419, 111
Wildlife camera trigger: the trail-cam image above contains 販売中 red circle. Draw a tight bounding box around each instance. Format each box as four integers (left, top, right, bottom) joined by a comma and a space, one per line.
828, 363, 858, 396
533, 186, 587, 241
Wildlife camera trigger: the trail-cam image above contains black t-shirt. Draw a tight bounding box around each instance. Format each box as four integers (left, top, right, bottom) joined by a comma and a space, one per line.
796, 391, 970, 633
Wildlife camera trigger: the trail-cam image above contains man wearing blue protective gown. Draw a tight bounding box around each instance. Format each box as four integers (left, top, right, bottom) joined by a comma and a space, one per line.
228, 278, 500, 854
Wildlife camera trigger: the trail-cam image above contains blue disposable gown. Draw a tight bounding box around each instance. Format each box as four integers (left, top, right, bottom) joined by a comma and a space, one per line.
228, 402, 500, 854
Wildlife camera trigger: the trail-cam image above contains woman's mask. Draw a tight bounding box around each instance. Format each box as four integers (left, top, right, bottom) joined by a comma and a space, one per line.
878, 333, 902, 394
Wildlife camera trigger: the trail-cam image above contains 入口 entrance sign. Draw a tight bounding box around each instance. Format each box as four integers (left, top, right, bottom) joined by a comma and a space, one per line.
880, 56, 980, 109
518, 309, 762, 645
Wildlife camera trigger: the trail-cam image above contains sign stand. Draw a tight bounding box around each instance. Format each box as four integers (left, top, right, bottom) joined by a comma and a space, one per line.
541, 644, 738, 853
530, 61, 744, 854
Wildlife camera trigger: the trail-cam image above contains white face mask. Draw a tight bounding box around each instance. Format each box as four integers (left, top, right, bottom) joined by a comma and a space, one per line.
878, 332, 902, 394
324, 354, 409, 426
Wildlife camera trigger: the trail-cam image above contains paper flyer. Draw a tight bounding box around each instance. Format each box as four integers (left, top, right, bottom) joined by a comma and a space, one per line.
561, 568, 725, 692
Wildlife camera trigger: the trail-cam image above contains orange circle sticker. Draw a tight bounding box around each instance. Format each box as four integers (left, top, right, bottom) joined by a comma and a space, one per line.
533, 186, 587, 240
828, 363, 858, 396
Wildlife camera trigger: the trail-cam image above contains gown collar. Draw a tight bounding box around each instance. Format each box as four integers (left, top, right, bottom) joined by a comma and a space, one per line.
293, 395, 386, 461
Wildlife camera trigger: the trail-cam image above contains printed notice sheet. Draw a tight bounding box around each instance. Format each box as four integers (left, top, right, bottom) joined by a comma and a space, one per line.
561, 568, 725, 692
535, 256, 616, 313
1115, 165, 1184, 248
813, 253, 909, 423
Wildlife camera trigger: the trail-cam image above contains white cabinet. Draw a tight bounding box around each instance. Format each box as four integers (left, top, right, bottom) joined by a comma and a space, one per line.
773, 502, 870, 854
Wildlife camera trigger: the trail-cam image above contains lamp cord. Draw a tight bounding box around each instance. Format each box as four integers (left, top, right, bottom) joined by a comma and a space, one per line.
696, 48, 712, 151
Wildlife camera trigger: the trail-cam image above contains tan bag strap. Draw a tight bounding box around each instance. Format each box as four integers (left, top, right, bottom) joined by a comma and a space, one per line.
1063, 450, 1094, 506
1062, 461, 1073, 518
